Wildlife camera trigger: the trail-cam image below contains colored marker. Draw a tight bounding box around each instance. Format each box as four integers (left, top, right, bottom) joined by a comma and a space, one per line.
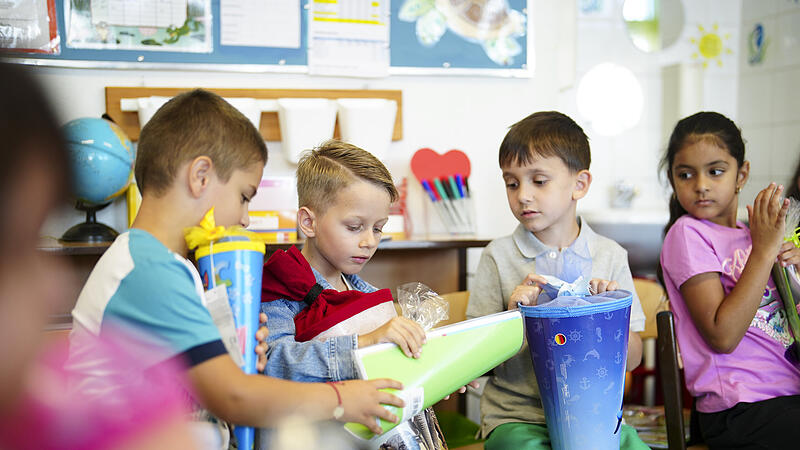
455, 174, 466, 198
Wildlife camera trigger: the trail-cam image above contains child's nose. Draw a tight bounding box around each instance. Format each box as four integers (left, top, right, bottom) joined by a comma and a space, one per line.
240, 208, 250, 228
518, 184, 533, 203
360, 231, 378, 248
695, 174, 710, 192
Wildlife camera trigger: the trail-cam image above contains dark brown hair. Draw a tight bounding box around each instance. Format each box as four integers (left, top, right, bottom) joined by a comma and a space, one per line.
499, 111, 591, 172
135, 89, 267, 196
296, 140, 397, 213
787, 156, 800, 201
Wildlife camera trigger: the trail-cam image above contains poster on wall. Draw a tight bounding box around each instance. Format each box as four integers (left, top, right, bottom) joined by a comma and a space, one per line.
392, 0, 527, 70
308, 0, 390, 77
0, 0, 60, 54
220, 0, 300, 49
65, 0, 212, 52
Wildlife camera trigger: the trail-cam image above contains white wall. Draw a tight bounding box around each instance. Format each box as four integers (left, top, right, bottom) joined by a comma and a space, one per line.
566, 0, 741, 216
737, 0, 800, 205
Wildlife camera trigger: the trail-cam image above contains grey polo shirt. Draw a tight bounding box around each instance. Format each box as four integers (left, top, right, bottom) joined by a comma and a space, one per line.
467, 219, 646, 437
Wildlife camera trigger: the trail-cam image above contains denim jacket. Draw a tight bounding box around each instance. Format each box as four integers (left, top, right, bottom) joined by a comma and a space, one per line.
261, 268, 378, 382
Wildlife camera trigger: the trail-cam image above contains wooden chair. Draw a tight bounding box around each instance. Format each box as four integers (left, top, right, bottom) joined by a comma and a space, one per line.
435, 291, 470, 327
656, 311, 708, 450
628, 279, 668, 403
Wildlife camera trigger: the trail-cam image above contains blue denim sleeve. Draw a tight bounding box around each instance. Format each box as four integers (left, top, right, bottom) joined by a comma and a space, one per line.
260, 299, 359, 382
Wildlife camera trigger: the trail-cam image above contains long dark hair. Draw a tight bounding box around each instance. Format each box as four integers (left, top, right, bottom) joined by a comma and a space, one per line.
660, 111, 745, 236
787, 156, 800, 201
657, 112, 745, 286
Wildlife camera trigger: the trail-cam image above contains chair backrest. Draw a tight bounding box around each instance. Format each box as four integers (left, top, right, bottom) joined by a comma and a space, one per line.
435, 291, 470, 327
656, 310, 686, 450
634, 278, 668, 340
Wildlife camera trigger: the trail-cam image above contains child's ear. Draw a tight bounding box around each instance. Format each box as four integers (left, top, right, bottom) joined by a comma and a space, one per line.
572, 170, 592, 201
188, 156, 214, 198
737, 160, 750, 192
297, 207, 317, 238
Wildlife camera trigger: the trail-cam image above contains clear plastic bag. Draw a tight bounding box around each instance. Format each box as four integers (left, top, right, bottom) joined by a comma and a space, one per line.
535, 241, 593, 301
397, 282, 449, 331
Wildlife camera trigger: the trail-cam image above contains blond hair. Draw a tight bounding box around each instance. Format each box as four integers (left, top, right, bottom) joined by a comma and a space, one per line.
297, 140, 397, 213
135, 89, 267, 196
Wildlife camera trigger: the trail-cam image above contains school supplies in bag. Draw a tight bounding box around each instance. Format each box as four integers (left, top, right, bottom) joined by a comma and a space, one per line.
397, 282, 449, 331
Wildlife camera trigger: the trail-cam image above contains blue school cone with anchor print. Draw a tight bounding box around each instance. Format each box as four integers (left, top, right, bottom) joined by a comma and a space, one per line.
520, 290, 632, 450
187, 209, 266, 450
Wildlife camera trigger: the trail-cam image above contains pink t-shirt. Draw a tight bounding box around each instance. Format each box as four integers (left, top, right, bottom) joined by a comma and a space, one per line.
661, 214, 800, 413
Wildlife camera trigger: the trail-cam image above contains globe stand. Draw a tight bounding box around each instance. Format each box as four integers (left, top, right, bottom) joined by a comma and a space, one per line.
60, 201, 119, 243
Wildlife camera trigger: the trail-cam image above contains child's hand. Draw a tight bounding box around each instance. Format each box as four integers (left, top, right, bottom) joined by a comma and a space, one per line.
255, 312, 269, 372
358, 317, 426, 358
336, 378, 405, 434
747, 183, 789, 259
778, 241, 800, 269
508, 273, 548, 310
589, 278, 620, 294
443, 379, 481, 400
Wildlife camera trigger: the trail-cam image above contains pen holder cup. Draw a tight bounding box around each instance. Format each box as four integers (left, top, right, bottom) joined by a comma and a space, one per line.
277, 98, 337, 164
520, 291, 632, 450
195, 236, 266, 450
336, 98, 397, 161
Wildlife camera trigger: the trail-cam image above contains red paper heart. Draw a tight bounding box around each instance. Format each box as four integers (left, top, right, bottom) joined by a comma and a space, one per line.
410, 148, 471, 183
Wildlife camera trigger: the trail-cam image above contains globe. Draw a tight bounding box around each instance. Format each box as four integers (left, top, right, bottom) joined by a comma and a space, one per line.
60, 117, 135, 243
63, 117, 134, 205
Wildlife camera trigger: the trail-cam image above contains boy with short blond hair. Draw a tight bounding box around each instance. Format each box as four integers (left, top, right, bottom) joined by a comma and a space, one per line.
262, 139, 426, 375
467, 111, 648, 449
261, 140, 452, 448
69, 90, 405, 447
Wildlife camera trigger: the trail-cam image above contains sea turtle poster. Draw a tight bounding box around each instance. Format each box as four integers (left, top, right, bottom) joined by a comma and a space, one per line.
391, 0, 528, 70
65, 0, 212, 53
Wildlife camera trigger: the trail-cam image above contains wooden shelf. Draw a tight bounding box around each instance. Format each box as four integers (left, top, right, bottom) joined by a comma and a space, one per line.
41, 235, 490, 328
39, 237, 111, 255
39, 236, 490, 255
105, 87, 403, 143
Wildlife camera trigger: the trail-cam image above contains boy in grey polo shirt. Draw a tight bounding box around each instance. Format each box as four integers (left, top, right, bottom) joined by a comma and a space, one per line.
467, 111, 648, 449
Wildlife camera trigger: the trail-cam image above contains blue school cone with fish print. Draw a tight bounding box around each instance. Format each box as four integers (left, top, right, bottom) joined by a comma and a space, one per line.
520, 290, 632, 450
187, 209, 266, 450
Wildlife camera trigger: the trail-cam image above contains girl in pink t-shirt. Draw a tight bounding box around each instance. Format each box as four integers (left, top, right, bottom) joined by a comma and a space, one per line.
659, 111, 800, 449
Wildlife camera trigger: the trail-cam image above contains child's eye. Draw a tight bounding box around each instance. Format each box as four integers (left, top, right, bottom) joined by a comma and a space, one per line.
533, 178, 548, 185
241, 194, 250, 204
505, 181, 518, 189
373, 227, 383, 234
677, 172, 692, 180
709, 168, 724, 176
347, 225, 362, 232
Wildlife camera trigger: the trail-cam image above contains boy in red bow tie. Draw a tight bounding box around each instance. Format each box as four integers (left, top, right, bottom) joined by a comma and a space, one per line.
262, 140, 453, 447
